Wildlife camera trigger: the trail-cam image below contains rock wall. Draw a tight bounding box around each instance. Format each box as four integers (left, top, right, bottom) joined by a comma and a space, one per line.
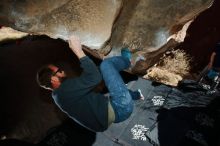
0, 0, 213, 50
0, 0, 215, 75
108, 0, 212, 59
0, 0, 122, 49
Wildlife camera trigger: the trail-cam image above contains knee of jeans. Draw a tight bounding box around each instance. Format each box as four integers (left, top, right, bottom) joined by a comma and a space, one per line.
121, 102, 133, 122
120, 92, 133, 105
126, 92, 134, 111
126, 102, 133, 114
113, 102, 133, 123
121, 93, 134, 112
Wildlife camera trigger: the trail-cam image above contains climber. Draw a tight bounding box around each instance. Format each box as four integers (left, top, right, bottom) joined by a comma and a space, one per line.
36, 35, 144, 132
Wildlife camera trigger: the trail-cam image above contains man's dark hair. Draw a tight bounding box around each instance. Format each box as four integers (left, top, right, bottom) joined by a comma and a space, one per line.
36, 65, 53, 90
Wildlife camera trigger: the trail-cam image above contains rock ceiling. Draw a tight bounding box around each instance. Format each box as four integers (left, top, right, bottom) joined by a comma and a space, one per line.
0, 0, 214, 85
0, 0, 122, 49
0, 0, 213, 49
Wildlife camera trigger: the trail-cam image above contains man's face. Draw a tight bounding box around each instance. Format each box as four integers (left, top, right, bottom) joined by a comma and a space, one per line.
48, 65, 66, 82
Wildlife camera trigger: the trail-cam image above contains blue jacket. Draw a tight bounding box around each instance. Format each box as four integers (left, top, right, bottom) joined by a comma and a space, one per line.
52, 56, 109, 132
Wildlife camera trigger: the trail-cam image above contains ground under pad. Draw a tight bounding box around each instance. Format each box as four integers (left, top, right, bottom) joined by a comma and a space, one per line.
93, 78, 220, 146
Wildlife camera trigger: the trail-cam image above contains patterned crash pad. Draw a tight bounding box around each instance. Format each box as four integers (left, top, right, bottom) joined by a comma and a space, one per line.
93, 78, 220, 146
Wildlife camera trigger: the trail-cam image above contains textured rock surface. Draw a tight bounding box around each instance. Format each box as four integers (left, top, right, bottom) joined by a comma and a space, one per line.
0, 0, 122, 49
107, 0, 213, 81
0, 0, 212, 50
110, 0, 213, 51
0, 27, 28, 42
108, 0, 213, 73
0, 0, 214, 76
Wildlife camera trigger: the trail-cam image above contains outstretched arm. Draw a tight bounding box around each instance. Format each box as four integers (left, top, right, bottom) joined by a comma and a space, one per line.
68, 35, 102, 87
68, 35, 86, 59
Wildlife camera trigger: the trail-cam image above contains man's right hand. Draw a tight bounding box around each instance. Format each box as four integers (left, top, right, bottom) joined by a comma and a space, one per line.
68, 35, 86, 59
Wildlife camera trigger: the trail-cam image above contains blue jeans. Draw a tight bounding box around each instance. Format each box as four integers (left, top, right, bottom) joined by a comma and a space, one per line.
100, 56, 140, 123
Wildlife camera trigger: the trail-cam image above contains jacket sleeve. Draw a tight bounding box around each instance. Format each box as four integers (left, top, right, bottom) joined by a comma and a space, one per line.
78, 56, 102, 87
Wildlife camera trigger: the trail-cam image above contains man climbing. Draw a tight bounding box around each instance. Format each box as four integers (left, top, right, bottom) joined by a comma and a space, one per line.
36, 35, 144, 132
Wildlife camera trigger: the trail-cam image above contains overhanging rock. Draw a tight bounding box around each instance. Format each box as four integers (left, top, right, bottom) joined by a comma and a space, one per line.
0, 0, 213, 52
0, 0, 214, 81
0, 0, 122, 49
108, 0, 213, 65
0, 0, 213, 51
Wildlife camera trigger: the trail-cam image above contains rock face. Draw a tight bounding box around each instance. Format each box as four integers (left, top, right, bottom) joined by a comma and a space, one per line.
0, 0, 214, 76
0, 0, 212, 50
0, 27, 28, 42
108, 0, 213, 73
110, 0, 213, 50
0, 0, 122, 49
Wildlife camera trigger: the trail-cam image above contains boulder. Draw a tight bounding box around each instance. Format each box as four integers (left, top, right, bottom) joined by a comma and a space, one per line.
0, 0, 214, 77
0, 0, 122, 49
